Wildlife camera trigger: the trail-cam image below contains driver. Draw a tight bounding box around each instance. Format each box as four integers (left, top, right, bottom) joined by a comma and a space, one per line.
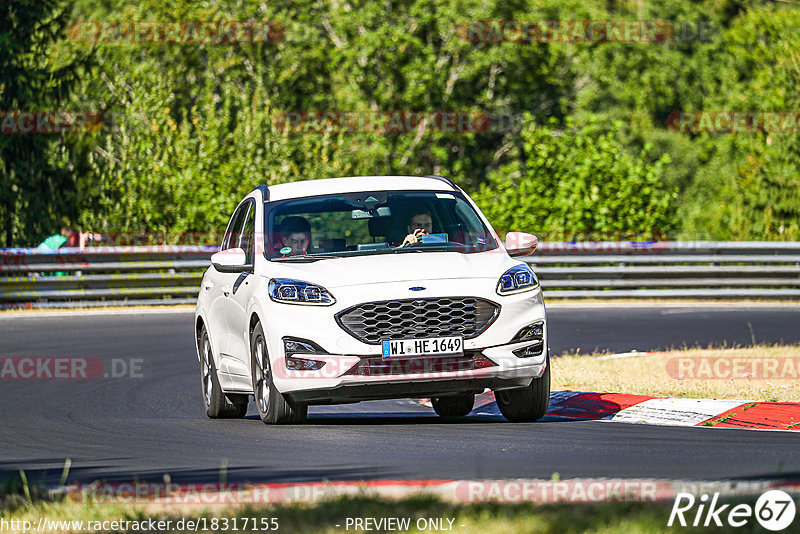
278, 216, 312, 255
399, 210, 434, 247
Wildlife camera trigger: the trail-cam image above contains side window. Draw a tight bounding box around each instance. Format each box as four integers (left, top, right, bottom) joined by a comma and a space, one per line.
222, 202, 249, 251
240, 202, 256, 264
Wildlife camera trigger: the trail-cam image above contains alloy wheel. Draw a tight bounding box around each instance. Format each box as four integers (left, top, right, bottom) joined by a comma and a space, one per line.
255, 337, 271, 414
202, 336, 213, 407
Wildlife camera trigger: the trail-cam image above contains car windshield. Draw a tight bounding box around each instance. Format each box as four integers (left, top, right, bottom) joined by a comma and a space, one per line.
264, 190, 498, 260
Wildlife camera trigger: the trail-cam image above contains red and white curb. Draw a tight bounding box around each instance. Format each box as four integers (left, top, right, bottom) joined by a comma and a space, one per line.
459, 391, 800, 431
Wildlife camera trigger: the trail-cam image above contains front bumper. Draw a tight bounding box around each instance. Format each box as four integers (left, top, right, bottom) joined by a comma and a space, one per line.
288, 374, 538, 404
263, 277, 548, 400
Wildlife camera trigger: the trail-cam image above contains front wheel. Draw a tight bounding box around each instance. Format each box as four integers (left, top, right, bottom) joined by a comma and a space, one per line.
251, 323, 307, 424
431, 393, 475, 417
495, 354, 551, 422
199, 325, 248, 419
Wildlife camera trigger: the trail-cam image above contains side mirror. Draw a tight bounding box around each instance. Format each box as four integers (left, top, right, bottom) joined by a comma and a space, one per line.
505, 232, 538, 257
211, 248, 251, 273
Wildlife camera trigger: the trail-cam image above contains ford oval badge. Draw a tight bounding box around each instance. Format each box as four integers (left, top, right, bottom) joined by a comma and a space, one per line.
409, 286, 426, 291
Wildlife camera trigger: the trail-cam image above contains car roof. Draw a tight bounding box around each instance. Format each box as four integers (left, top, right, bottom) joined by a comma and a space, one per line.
264, 176, 457, 201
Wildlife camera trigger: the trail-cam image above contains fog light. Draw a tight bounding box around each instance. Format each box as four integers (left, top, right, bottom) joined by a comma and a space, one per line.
284, 339, 317, 354
283, 337, 328, 369
283, 337, 327, 355
511, 321, 544, 343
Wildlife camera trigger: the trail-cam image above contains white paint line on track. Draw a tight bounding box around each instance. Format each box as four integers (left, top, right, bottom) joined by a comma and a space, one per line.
610, 398, 747, 426
658, 307, 798, 314
598, 351, 655, 360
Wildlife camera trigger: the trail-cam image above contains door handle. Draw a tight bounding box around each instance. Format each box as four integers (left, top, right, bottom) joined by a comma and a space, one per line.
222, 285, 232, 297
203, 281, 214, 291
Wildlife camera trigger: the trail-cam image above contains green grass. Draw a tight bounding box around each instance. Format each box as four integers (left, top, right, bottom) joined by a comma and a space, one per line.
553, 345, 800, 402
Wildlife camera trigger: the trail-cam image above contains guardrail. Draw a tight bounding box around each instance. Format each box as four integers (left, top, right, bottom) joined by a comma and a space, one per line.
0, 246, 214, 308
528, 241, 800, 299
1, 242, 799, 308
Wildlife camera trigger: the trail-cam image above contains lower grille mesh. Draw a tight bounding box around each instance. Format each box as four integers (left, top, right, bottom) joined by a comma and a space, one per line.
344, 352, 496, 376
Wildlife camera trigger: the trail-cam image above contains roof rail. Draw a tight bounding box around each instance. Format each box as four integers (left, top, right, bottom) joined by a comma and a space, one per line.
251, 184, 270, 201
423, 175, 459, 191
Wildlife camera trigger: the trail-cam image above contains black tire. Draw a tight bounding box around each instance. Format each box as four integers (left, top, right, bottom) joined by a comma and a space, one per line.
199, 325, 248, 419
495, 354, 551, 422
251, 323, 307, 424
431, 393, 475, 417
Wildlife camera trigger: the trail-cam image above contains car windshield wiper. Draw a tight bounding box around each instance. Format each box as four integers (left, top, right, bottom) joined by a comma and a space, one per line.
271, 254, 336, 262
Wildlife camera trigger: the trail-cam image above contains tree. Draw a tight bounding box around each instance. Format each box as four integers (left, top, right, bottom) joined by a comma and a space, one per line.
0, 0, 89, 247
473, 116, 676, 239
677, 6, 800, 239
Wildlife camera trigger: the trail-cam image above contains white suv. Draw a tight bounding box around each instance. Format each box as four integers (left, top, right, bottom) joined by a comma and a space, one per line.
194, 176, 549, 424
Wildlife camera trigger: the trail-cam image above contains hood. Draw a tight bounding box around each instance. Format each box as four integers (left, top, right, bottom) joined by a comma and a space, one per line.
265, 250, 520, 289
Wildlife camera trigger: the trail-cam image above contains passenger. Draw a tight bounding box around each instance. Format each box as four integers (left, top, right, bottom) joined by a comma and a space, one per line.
399, 210, 434, 247
278, 216, 312, 255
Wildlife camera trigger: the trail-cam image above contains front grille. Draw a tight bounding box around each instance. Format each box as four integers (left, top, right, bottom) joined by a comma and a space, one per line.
343, 352, 496, 376
335, 297, 500, 345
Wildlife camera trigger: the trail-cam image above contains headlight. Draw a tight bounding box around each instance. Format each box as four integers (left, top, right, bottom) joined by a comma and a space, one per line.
496, 264, 539, 295
268, 278, 335, 305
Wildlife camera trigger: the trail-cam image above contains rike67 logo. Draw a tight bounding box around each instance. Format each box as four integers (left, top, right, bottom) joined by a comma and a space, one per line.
668, 490, 796, 531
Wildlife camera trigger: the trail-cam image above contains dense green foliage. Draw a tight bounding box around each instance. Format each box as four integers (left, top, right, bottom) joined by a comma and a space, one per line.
0, 0, 88, 246
474, 117, 675, 240
1, 0, 798, 245
676, 6, 800, 240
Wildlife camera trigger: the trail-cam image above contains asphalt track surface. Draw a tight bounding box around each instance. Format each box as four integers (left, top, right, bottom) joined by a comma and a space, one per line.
1, 304, 799, 486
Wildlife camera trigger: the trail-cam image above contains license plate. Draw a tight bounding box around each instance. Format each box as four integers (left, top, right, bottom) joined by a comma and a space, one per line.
381, 336, 463, 359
